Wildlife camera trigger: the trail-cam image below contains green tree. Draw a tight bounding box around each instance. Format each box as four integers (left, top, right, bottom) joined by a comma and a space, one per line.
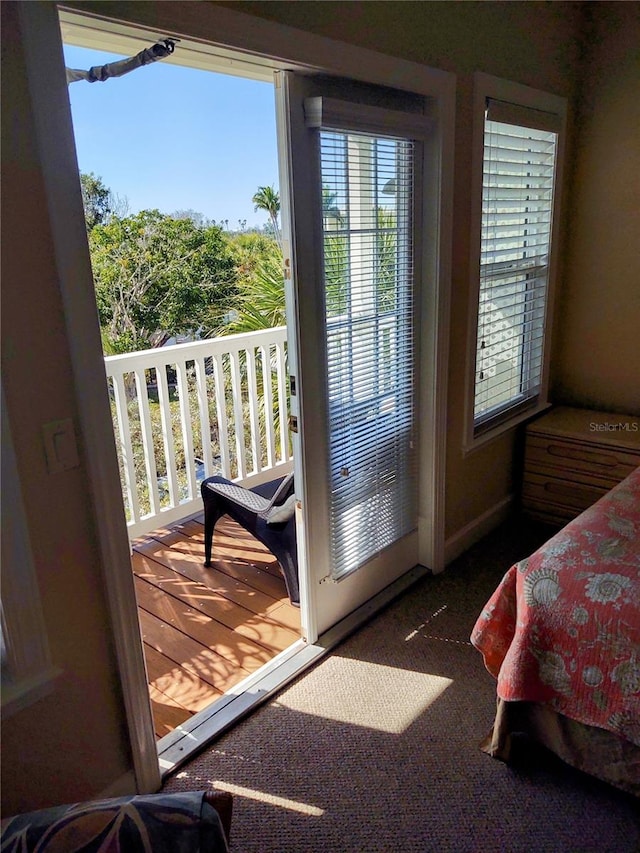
221, 233, 286, 333
90, 209, 237, 353
218, 232, 288, 457
324, 233, 348, 316
252, 185, 281, 249
376, 207, 398, 312
80, 172, 113, 231
322, 185, 343, 228
172, 208, 209, 227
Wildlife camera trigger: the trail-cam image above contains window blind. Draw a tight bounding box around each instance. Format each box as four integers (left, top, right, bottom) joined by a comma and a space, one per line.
474, 100, 559, 431
319, 129, 417, 580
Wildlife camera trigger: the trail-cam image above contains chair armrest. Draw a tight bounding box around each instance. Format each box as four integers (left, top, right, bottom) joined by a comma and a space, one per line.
203, 790, 233, 842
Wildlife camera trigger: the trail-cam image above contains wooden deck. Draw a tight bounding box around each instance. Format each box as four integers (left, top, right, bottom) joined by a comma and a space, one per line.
132, 513, 301, 738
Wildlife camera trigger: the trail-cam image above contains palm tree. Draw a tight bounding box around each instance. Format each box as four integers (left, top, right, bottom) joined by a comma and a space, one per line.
322, 185, 343, 229
217, 247, 288, 460
252, 185, 282, 249
219, 251, 286, 334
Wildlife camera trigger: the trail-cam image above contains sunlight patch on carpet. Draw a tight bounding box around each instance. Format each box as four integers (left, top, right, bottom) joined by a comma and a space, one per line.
211, 781, 324, 815
275, 659, 453, 734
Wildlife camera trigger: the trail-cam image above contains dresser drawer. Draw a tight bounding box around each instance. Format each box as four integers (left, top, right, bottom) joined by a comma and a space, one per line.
525, 435, 640, 485
520, 495, 580, 526
522, 407, 639, 525
522, 471, 609, 515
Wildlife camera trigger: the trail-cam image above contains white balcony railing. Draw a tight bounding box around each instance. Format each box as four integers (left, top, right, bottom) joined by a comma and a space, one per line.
104, 327, 291, 539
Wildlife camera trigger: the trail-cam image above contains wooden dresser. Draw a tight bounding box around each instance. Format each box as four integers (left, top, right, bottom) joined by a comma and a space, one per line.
522, 406, 640, 525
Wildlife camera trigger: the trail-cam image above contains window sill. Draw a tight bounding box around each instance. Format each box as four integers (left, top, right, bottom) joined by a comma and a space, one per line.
462, 400, 552, 456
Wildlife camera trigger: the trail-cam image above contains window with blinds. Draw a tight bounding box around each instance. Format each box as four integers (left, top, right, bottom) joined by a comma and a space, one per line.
473, 98, 560, 433
318, 128, 417, 580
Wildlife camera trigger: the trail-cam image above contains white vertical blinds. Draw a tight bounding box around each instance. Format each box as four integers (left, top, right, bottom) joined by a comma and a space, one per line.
319, 129, 417, 580
474, 99, 559, 431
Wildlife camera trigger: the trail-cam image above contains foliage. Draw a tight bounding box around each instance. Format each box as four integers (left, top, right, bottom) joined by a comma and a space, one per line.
171, 208, 210, 227
375, 207, 398, 313
80, 172, 129, 230
323, 208, 398, 317
252, 185, 281, 249
80, 172, 113, 231
228, 231, 280, 278
90, 210, 237, 353
220, 234, 286, 333
324, 233, 348, 317
322, 185, 343, 226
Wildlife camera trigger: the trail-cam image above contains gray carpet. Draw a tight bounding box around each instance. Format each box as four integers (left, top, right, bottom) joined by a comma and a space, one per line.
164, 517, 640, 852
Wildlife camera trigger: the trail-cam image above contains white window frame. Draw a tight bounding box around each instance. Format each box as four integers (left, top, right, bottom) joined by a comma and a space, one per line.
464, 73, 566, 451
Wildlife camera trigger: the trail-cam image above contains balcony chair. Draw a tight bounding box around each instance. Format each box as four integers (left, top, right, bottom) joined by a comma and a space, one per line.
201, 471, 300, 606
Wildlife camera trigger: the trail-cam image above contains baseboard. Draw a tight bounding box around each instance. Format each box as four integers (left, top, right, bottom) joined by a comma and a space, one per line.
443, 494, 514, 566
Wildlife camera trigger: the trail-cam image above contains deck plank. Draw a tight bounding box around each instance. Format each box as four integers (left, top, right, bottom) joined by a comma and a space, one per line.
133, 551, 299, 651
134, 536, 287, 614
265, 601, 303, 632
178, 518, 284, 581
134, 574, 275, 672
156, 525, 290, 601
148, 683, 194, 738
138, 609, 253, 694
143, 643, 221, 713
132, 515, 301, 739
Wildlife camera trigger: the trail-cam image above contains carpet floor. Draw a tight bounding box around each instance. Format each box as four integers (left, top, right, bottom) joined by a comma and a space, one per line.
163, 516, 640, 852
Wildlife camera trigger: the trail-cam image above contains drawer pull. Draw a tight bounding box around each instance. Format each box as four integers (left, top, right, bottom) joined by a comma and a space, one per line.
547, 443, 618, 469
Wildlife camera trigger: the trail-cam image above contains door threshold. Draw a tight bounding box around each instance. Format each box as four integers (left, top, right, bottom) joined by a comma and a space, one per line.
158, 564, 430, 777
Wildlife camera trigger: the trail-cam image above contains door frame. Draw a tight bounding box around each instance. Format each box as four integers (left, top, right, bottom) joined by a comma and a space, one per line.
27, 0, 454, 790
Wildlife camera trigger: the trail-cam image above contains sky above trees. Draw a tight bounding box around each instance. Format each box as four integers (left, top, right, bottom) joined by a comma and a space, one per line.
64, 44, 280, 229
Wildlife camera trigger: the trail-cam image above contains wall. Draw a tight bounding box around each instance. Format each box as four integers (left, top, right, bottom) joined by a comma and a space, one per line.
552, 1, 640, 415
4, 0, 623, 814
1, 1, 133, 815
214, 0, 584, 536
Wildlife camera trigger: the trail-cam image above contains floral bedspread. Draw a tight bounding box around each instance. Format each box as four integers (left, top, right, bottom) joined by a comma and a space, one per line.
471, 467, 640, 746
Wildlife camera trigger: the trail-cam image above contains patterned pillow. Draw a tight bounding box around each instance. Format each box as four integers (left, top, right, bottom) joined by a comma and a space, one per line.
263, 493, 297, 524
0, 790, 229, 852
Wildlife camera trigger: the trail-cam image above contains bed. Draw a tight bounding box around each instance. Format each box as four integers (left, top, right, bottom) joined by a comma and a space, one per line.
471, 467, 640, 796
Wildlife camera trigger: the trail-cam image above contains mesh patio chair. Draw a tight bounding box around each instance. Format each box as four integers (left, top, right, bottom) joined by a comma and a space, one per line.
201, 472, 300, 606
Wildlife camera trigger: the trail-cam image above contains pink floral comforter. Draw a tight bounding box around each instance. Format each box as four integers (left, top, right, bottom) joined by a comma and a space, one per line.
471, 467, 640, 746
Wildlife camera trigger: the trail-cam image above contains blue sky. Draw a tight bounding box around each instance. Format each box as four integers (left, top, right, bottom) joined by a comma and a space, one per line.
63, 45, 279, 228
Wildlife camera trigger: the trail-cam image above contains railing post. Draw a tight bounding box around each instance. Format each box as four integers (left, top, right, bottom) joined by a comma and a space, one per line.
194, 356, 214, 477
103, 328, 290, 539
156, 363, 180, 509
275, 339, 289, 463
134, 368, 160, 517
246, 347, 261, 475
212, 353, 231, 479
175, 358, 197, 502
112, 372, 141, 525
229, 348, 246, 481
260, 344, 276, 469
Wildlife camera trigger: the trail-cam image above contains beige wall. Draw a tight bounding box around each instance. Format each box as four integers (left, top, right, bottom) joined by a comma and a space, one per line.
215, 0, 583, 535
552, 1, 640, 415
1, 2, 132, 815
3, 0, 636, 815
